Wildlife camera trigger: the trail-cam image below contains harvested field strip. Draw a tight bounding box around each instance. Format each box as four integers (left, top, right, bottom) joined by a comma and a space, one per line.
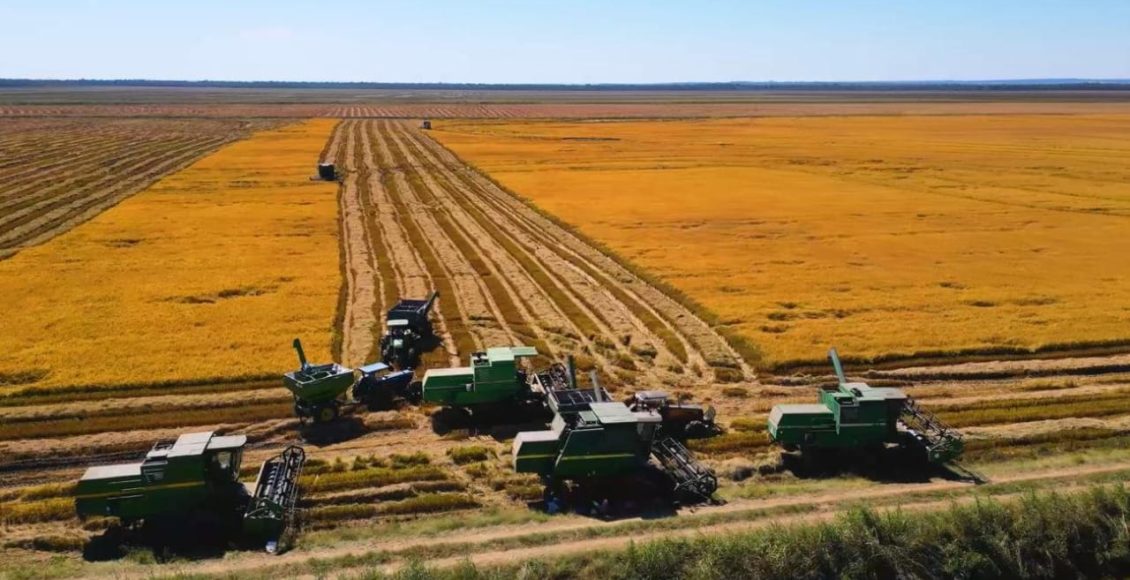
373, 121, 479, 360
300, 465, 449, 494
306, 493, 479, 524
360, 121, 460, 369
335, 120, 383, 365
405, 133, 651, 364
0, 400, 293, 440
418, 130, 748, 378
401, 125, 690, 377
0, 118, 264, 258
385, 124, 553, 358
396, 126, 630, 368
383, 122, 507, 349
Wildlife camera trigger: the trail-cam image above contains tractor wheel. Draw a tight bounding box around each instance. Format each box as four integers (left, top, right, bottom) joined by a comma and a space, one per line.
316, 404, 339, 423
685, 420, 710, 439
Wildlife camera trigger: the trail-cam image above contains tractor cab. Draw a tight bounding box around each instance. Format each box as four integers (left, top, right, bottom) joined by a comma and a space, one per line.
625, 390, 717, 438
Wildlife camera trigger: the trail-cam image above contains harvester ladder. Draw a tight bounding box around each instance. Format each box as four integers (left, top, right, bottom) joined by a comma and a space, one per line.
652, 437, 718, 501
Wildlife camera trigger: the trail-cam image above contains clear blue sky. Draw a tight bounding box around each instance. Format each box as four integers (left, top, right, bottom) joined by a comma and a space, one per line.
2, 0, 1128, 83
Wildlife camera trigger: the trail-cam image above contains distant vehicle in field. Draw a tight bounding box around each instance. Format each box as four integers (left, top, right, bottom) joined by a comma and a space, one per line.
74, 431, 305, 553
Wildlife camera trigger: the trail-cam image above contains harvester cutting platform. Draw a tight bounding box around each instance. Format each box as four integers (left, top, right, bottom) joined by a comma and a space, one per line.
768, 348, 973, 476
284, 338, 414, 422
74, 431, 305, 553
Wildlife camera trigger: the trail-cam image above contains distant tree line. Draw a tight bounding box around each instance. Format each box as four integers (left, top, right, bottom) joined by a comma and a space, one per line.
1, 78, 1129, 91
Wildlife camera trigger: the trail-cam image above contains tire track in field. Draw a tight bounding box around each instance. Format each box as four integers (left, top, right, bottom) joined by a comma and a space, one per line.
336, 121, 381, 367
414, 128, 753, 380
381, 122, 517, 350
388, 123, 616, 371
370, 121, 482, 360
363, 121, 460, 367
401, 124, 683, 376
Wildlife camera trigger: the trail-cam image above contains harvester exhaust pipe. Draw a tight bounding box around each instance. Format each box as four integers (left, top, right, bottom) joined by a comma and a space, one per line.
590, 370, 603, 402
293, 338, 309, 370
829, 347, 847, 385
565, 355, 576, 390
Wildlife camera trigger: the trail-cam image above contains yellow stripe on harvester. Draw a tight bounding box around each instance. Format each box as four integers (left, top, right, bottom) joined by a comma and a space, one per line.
559, 453, 637, 461
75, 481, 206, 500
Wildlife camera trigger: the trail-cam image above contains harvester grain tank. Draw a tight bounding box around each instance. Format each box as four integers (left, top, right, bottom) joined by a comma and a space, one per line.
768, 348, 964, 465
283, 338, 413, 422
74, 431, 305, 553
380, 291, 439, 369
420, 345, 538, 408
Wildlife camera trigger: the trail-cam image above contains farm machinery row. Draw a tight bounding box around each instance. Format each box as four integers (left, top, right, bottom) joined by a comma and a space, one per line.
287, 336, 723, 501
73, 321, 970, 556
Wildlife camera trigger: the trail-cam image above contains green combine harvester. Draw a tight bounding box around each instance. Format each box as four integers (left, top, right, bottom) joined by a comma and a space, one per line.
283, 338, 414, 422
74, 431, 305, 553
513, 359, 718, 502
768, 348, 966, 467
420, 345, 539, 408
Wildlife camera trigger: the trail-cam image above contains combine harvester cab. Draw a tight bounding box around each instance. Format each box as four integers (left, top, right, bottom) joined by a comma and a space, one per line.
380, 291, 439, 370
74, 431, 305, 553
421, 345, 538, 407
767, 348, 974, 479
284, 338, 415, 422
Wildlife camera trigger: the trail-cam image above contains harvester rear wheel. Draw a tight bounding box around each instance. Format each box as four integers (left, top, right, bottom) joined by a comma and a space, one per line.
315, 403, 339, 423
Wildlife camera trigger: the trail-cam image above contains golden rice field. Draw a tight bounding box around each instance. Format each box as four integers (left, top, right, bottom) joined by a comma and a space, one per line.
0, 119, 340, 393
432, 114, 1130, 367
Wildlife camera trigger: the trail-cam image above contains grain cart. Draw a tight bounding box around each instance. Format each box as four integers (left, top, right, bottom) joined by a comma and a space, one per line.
768, 348, 965, 466
625, 391, 719, 439
74, 431, 305, 553
514, 370, 718, 502
316, 163, 336, 181
380, 291, 439, 369
284, 338, 414, 422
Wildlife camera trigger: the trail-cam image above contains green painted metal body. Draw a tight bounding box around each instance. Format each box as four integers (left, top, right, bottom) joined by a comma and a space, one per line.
513, 402, 659, 479
421, 346, 537, 407
74, 432, 304, 546
282, 338, 354, 405
767, 349, 964, 464
75, 432, 247, 521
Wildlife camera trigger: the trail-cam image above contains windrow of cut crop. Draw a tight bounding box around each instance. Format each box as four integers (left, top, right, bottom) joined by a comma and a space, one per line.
371, 121, 479, 360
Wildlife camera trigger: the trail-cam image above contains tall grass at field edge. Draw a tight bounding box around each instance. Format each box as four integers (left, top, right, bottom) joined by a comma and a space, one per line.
368, 484, 1130, 580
